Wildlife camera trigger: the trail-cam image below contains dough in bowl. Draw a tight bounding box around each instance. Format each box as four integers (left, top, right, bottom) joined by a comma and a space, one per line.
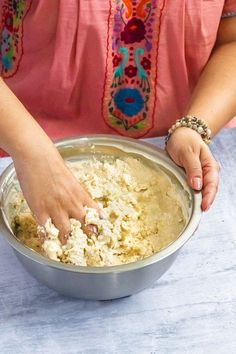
9, 156, 187, 267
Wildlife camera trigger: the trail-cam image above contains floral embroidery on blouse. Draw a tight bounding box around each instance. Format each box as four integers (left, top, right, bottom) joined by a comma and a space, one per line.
0, 0, 32, 78
102, 0, 166, 138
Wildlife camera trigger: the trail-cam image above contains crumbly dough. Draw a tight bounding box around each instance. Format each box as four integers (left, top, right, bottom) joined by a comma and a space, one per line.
9, 156, 186, 267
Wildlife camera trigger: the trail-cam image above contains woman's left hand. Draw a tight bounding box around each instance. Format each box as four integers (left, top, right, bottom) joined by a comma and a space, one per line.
166, 127, 220, 211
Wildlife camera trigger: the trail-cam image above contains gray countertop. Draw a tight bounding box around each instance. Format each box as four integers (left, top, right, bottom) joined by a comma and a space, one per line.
0, 129, 235, 354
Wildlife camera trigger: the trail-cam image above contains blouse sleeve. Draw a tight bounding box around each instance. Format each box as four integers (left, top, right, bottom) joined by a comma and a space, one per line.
222, 0, 236, 18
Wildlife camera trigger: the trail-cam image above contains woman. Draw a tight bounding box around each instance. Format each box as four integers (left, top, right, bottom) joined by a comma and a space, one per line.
0, 0, 236, 241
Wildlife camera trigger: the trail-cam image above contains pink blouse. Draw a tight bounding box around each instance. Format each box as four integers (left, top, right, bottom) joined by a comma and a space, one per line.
0, 0, 236, 145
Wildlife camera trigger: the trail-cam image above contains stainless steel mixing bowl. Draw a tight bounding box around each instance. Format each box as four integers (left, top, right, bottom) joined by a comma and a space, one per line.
0, 135, 202, 300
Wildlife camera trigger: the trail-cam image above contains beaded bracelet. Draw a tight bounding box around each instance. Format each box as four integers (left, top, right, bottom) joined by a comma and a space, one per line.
165, 115, 212, 145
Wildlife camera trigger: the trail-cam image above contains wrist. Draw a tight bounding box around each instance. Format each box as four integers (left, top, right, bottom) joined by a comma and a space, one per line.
166, 115, 212, 146
168, 126, 204, 144
11, 134, 58, 163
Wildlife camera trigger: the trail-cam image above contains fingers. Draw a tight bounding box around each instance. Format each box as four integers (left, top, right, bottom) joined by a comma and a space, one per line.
35, 201, 100, 245
34, 184, 100, 244
68, 205, 86, 224
34, 212, 50, 244
69, 205, 99, 238
166, 128, 219, 212
83, 195, 102, 217
51, 212, 71, 245
178, 145, 219, 212
82, 224, 98, 238
200, 147, 219, 212
35, 208, 72, 245
181, 151, 203, 191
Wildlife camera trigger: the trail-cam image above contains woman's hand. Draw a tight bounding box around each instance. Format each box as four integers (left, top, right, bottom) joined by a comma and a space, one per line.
13, 145, 99, 244
166, 127, 219, 211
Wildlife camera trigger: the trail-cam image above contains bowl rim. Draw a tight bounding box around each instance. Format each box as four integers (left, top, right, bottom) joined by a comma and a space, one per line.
0, 134, 202, 274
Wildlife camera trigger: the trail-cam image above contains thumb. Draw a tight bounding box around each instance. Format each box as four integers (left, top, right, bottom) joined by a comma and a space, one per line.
181, 152, 203, 191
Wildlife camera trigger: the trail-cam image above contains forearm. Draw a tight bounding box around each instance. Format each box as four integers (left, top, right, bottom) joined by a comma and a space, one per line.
0, 78, 54, 159
186, 41, 236, 136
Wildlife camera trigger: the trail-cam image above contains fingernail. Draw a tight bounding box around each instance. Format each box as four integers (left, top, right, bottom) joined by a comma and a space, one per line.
192, 177, 202, 190
204, 204, 211, 212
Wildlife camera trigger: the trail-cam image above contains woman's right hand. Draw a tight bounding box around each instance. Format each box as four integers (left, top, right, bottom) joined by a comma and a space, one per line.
0, 78, 99, 243
13, 145, 99, 244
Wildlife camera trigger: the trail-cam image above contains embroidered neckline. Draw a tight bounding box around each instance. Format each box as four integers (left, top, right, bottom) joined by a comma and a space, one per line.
102, 0, 166, 138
